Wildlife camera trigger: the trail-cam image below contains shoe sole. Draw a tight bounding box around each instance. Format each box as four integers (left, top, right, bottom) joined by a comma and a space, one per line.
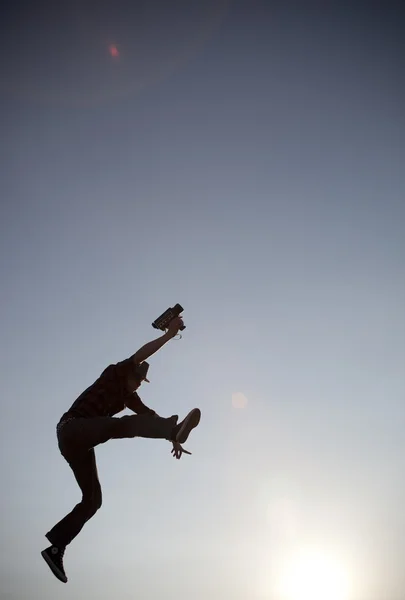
175, 408, 201, 444
41, 550, 68, 583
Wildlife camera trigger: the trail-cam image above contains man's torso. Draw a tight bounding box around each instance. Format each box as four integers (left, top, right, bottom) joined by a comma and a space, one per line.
60, 358, 136, 422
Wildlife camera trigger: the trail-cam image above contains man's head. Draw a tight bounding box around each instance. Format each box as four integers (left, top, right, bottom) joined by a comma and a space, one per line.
134, 361, 150, 388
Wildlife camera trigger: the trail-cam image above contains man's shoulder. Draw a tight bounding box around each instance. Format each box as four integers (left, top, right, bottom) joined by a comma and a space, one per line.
100, 357, 137, 386
102, 356, 134, 374
114, 356, 137, 373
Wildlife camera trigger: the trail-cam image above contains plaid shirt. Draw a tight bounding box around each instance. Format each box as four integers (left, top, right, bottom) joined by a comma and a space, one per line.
60, 358, 153, 422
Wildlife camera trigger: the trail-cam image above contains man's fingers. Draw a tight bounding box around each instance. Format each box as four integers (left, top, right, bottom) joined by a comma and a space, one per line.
171, 442, 192, 459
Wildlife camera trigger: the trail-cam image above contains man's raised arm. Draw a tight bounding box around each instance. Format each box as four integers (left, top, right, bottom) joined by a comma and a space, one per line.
130, 316, 183, 364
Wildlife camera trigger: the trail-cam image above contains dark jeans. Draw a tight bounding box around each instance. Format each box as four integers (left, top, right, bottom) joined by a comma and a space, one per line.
46, 413, 177, 548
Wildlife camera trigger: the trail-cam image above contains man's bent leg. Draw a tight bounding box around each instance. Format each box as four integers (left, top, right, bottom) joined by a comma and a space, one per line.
46, 449, 102, 549
46, 413, 176, 546
59, 413, 178, 454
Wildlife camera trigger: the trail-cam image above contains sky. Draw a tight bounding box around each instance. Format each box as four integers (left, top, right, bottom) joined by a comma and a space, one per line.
0, 1, 404, 599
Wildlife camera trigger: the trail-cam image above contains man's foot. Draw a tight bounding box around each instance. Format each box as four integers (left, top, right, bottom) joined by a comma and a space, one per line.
41, 546, 68, 583
172, 408, 201, 444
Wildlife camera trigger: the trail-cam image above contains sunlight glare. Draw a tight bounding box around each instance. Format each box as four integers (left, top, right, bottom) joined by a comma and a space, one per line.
279, 550, 350, 600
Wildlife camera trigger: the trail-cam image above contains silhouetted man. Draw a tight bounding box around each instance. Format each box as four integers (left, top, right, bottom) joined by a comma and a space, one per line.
42, 316, 200, 583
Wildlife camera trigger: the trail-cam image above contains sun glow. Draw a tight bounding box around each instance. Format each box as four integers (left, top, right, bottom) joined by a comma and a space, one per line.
278, 549, 351, 600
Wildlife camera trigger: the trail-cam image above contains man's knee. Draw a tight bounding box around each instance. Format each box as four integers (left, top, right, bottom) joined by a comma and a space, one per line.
94, 487, 102, 511
83, 486, 102, 516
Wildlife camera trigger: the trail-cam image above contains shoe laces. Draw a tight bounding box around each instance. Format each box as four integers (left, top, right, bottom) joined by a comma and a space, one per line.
52, 546, 65, 564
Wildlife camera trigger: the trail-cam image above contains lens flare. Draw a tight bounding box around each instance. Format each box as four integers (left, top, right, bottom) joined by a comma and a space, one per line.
232, 392, 248, 409
109, 44, 119, 58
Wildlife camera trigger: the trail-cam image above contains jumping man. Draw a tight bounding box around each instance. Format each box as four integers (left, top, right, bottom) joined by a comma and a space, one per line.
41, 316, 200, 583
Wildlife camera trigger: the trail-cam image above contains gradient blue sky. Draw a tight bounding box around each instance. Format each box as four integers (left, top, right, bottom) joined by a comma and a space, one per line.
1, 2, 404, 599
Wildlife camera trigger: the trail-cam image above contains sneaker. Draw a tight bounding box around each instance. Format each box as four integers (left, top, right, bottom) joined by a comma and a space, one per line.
173, 408, 201, 444
41, 545, 68, 583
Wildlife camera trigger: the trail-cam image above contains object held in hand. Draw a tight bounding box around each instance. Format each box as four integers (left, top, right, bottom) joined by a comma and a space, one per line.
152, 303, 186, 331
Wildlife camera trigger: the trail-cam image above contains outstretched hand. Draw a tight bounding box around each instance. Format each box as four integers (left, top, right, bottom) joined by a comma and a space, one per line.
171, 441, 192, 460
167, 316, 184, 338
